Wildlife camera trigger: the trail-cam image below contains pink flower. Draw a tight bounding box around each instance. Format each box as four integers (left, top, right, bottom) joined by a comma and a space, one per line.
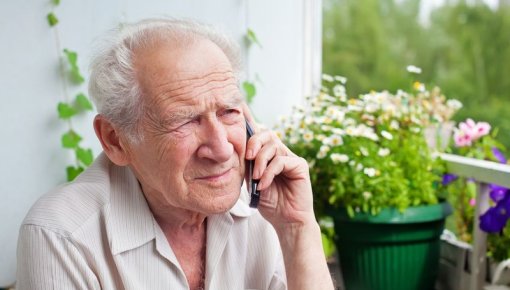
454, 129, 473, 147
473, 122, 491, 139
459, 118, 476, 132
457, 118, 491, 143
470, 198, 476, 207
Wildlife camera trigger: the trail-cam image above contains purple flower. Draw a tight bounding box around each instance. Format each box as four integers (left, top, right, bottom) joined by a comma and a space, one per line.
442, 173, 458, 185
480, 195, 510, 233
492, 147, 507, 164
490, 184, 509, 202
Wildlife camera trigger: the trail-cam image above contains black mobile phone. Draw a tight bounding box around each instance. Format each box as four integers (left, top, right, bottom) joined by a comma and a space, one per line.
246, 121, 260, 208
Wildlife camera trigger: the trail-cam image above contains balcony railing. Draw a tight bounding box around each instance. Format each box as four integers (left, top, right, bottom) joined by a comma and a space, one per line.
439, 153, 510, 290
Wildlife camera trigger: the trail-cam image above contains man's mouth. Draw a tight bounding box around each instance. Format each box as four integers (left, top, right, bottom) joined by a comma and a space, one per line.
196, 168, 233, 183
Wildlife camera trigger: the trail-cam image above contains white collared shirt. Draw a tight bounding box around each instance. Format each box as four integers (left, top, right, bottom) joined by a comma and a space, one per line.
16, 153, 287, 290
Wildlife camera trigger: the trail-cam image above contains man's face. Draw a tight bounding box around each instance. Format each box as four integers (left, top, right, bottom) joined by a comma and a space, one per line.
125, 38, 246, 215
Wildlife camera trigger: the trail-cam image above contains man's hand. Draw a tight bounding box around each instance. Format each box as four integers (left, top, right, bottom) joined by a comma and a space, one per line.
243, 104, 334, 290
245, 129, 315, 228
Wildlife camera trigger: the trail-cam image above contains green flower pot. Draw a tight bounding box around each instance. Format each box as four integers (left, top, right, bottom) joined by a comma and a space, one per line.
329, 201, 452, 290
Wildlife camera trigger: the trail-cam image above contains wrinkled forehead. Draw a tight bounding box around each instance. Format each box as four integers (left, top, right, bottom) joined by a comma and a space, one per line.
132, 38, 242, 118
134, 37, 237, 101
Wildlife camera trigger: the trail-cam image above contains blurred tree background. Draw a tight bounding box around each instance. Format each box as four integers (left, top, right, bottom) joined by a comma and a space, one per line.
323, 0, 510, 148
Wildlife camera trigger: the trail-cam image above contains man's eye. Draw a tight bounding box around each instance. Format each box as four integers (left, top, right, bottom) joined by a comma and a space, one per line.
222, 109, 240, 116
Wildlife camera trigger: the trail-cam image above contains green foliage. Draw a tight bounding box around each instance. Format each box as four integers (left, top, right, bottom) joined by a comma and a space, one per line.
323, 0, 510, 149
242, 81, 256, 104
243, 28, 261, 105
76, 147, 94, 166
66, 166, 84, 182
47, 2, 94, 182
57, 102, 77, 119
245, 28, 262, 48
75, 93, 93, 111
442, 119, 509, 260
320, 217, 336, 257
63, 49, 85, 84
62, 130, 82, 149
47, 12, 58, 26
275, 76, 455, 218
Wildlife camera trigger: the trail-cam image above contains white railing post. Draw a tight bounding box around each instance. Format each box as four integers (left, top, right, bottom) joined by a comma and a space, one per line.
470, 183, 490, 290
439, 153, 510, 289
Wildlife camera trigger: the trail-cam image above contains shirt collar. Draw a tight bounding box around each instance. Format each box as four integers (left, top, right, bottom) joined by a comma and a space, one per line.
101, 153, 255, 255
102, 153, 156, 255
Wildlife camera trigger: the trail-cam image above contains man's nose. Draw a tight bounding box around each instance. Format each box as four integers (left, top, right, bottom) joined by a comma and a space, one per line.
196, 119, 233, 162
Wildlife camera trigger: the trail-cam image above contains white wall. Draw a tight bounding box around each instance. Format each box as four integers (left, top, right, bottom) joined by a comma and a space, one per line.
0, 0, 321, 286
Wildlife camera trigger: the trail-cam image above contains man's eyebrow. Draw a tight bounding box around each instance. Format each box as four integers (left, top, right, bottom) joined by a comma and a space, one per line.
220, 94, 244, 108
163, 110, 198, 125
163, 94, 244, 125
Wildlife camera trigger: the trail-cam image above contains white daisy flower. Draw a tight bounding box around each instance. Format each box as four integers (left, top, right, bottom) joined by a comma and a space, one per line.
360, 147, 369, 156
378, 148, 390, 157
332, 128, 345, 135
411, 127, 421, 133
321, 125, 332, 132
446, 99, 463, 110
364, 167, 376, 177
329, 135, 344, 146
334, 76, 347, 84
365, 103, 379, 113
322, 74, 334, 82
390, 120, 399, 130
406, 65, 422, 74
331, 153, 349, 164
363, 191, 372, 199
333, 84, 346, 97
356, 163, 364, 172
381, 130, 393, 140
302, 131, 314, 142
365, 132, 379, 141
345, 126, 356, 136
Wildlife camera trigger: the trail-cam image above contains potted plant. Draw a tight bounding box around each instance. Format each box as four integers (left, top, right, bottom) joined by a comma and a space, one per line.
274, 74, 461, 290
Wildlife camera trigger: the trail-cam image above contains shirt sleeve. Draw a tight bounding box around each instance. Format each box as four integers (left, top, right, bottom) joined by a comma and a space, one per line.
16, 225, 100, 290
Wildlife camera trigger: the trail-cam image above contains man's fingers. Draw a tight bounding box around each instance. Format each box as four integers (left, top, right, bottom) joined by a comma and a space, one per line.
257, 156, 307, 191
252, 144, 277, 180
247, 129, 290, 159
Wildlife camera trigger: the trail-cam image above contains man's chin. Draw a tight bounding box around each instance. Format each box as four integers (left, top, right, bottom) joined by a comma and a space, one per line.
206, 191, 240, 214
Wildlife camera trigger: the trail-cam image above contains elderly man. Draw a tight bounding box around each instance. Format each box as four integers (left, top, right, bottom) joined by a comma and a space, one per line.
17, 19, 334, 290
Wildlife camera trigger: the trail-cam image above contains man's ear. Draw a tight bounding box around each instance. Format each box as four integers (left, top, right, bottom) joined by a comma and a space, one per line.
93, 115, 130, 166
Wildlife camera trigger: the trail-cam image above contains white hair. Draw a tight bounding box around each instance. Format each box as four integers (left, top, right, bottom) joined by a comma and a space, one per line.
88, 18, 242, 142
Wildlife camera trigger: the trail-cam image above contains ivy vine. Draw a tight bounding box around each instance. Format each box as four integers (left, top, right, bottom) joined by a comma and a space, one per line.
47, 0, 95, 181
243, 28, 261, 104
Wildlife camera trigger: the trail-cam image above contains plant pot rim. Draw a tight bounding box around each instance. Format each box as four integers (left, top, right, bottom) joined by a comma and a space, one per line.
327, 201, 452, 224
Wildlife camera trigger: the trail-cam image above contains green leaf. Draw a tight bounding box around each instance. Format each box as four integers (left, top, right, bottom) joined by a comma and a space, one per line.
62, 130, 82, 149
53, 0, 61, 5
347, 205, 355, 217
242, 81, 256, 103
47, 12, 58, 27
66, 166, 84, 181
57, 102, 77, 119
76, 147, 94, 166
245, 28, 262, 48
75, 93, 93, 111
63, 49, 84, 84
321, 232, 335, 258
